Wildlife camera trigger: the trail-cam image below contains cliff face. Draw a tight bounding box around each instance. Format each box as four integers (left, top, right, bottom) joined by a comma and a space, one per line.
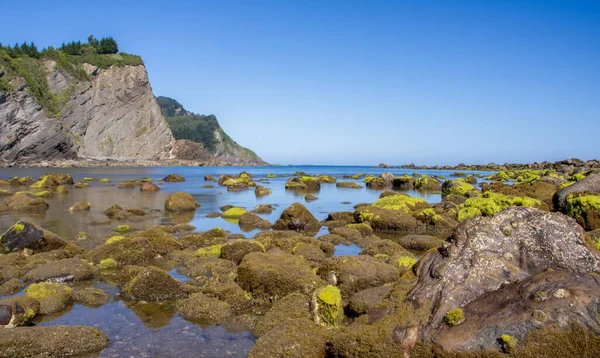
157, 96, 265, 165
0, 59, 174, 162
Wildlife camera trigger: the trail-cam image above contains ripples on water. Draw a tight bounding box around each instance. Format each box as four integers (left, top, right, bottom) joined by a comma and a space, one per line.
0, 165, 488, 356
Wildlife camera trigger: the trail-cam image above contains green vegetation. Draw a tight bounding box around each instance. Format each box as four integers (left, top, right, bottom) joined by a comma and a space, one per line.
316, 285, 343, 327
372, 195, 428, 213
457, 192, 543, 222
222, 207, 248, 219
444, 308, 464, 326
196, 244, 222, 257
0, 35, 142, 117
500, 334, 518, 354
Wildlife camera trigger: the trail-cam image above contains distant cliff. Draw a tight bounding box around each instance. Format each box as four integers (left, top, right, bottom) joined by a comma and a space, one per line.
0, 50, 174, 162
157, 96, 265, 165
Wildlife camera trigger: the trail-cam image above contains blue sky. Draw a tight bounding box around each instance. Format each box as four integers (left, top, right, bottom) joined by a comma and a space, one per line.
3, 0, 599, 165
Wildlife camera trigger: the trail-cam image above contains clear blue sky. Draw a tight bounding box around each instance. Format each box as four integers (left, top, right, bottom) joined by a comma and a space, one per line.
3, 0, 599, 165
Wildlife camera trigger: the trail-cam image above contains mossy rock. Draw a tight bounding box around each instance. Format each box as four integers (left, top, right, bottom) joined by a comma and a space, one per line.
248, 318, 328, 358
414, 177, 442, 191
24, 258, 93, 283
254, 185, 272, 197
457, 192, 546, 222
441, 179, 480, 197
222, 207, 248, 219
25, 282, 73, 315
237, 252, 324, 299
162, 174, 185, 182
165, 192, 200, 212
4, 192, 48, 212
69, 201, 91, 212
354, 205, 419, 232
253, 292, 310, 337
177, 292, 231, 324
273, 202, 320, 233
313, 285, 343, 327
0, 220, 69, 253
86, 236, 155, 266
285, 176, 321, 191
122, 266, 187, 301
372, 195, 429, 213
72, 287, 110, 307
565, 194, 600, 230
196, 244, 222, 258
221, 240, 266, 264
0, 296, 39, 327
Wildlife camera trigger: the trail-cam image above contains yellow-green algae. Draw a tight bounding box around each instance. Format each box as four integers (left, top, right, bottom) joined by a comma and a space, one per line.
266, 174, 277, 178
105, 235, 125, 245
396, 256, 417, 269
99, 178, 110, 183
316, 285, 343, 327
114, 225, 130, 233
444, 308, 464, 326
414, 208, 441, 224
456, 192, 543, 222
443, 179, 477, 196
372, 195, 428, 213
222, 207, 247, 219
196, 244, 222, 258
29, 175, 49, 189
98, 258, 118, 270
566, 194, 600, 219
500, 334, 518, 354
25, 282, 72, 300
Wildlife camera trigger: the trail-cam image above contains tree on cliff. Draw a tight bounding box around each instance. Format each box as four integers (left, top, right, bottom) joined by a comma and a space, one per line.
98, 37, 119, 54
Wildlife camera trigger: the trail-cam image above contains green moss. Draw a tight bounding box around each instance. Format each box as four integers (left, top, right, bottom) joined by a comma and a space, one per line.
458, 207, 482, 222
515, 170, 545, 183
25, 282, 72, 300
396, 256, 417, 269
222, 207, 247, 219
316, 285, 343, 327
266, 174, 277, 178
500, 334, 518, 354
351, 173, 364, 179
372, 195, 428, 213
105, 235, 125, 245
83, 177, 93, 181
560, 181, 576, 188
98, 258, 118, 270
114, 225, 130, 233
99, 178, 110, 183
566, 194, 600, 220
364, 175, 376, 184
196, 244, 222, 258
12, 222, 25, 234
571, 173, 586, 182
444, 308, 464, 326
444, 179, 477, 196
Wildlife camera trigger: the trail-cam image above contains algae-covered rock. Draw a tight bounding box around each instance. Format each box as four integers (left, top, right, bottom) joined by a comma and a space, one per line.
0, 326, 109, 356
73, 287, 110, 307
222, 207, 247, 219
237, 252, 324, 299
414, 177, 441, 191
69, 201, 91, 211
354, 205, 419, 232
253, 293, 310, 337
336, 181, 364, 189
398, 234, 443, 251
221, 240, 266, 264
347, 284, 394, 316
195, 245, 223, 258
140, 182, 160, 191
0, 221, 69, 253
24, 258, 94, 283
180, 257, 237, 282
272, 202, 320, 233
371, 194, 430, 213
122, 266, 187, 301
312, 285, 343, 327
177, 292, 231, 324
4, 192, 48, 212
204, 175, 217, 182
86, 236, 155, 266
319, 255, 400, 298
25, 282, 73, 315
0, 296, 39, 327
239, 212, 271, 230
441, 179, 480, 198
285, 176, 321, 191
565, 194, 600, 230
248, 318, 328, 358
162, 174, 185, 182
164, 192, 200, 212
305, 194, 318, 202
553, 172, 600, 212
254, 185, 272, 197
457, 191, 547, 222
29, 173, 74, 190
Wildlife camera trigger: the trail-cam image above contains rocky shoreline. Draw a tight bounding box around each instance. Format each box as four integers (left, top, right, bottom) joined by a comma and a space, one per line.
1, 168, 600, 356
0, 158, 268, 168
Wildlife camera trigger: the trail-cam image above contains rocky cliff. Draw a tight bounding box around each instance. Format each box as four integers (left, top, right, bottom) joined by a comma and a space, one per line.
157, 96, 265, 165
0, 54, 174, 162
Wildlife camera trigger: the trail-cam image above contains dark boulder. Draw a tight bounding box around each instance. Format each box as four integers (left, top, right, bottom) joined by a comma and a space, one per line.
554, 172, 600, 212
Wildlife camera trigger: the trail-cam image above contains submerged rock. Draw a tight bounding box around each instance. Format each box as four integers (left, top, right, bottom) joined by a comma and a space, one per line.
164, 192, 200, 212
122, 266, 187, 301
4, 192, 48, 212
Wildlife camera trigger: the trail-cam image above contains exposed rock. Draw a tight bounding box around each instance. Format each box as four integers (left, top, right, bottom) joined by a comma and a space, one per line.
220, 239, 266, 264
69, 201, 90, 211
253, 204, 274, 215
253, 293, 310, 337
177, 292, 231, 324
73, 287, 110, 307
336, 181, 364, 189
122, 266, 187, 301
204, 175, 217, 182
285, 176, 321, 191
254, 185, 272, 197
25, 282, 73, 315
273, 202, 320, 233
162, 174, 185, 182
237, 252, 324, 299
248, 319, 328, 358
4, 192, 48, 212
164, 192, 200, 212
354, 205, 419, 232
0, 61, 174, 162
434, 270, 600, 353
408, 207, 600, 338
24, 258, 94, 283
0, 326, 109, 356
305, 194, 318, 202
398, 234, 444, 251
239, 212, 271, 230
140, 181, 160, 191
171, 139, 213, 161
347, 284, 394, 316
0, 221, 69, 253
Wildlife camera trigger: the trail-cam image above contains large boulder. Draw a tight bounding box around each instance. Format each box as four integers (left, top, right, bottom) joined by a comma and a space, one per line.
237, 252, 324, 299
408, 207, 600, 338
164, 192, 200, 212
4, 193, 48, 212
0, 221, 69, 253
239, 212, 271, 230
272, 202, 320, 233
554, 172, 600, 212
565, 194, 600, 231
29, 173, 74, 190
354, 205, 419, 232
433, 270, 600, 353
162, 174, 185, 182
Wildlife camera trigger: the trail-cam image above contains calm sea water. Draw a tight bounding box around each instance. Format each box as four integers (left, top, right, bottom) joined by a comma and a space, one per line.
0, 165, 489, 356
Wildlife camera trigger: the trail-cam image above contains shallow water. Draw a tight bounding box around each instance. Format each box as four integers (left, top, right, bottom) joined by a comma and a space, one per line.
0, 165, 489, 356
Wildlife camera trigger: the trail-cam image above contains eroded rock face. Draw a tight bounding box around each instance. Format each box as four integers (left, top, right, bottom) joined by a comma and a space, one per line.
434, 270, 600, 353
408, 207, 600, 339
0, 61, 174, 161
